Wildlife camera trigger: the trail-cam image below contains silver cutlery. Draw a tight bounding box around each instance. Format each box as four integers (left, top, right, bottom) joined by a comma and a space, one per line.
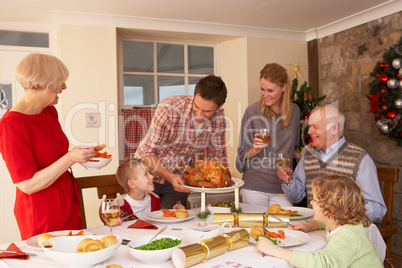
121, 208, 146, 221
0, 250, 36, 257
269, 215, 295, 228
147, 225, 167, 244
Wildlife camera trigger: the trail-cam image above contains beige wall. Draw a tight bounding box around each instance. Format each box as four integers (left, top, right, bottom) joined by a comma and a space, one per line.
247, 38, 308, 105
220, 37, 249, 178
58, 24, 120, 229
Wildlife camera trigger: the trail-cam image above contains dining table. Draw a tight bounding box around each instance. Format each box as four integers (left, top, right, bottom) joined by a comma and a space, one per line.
0, 203, 326, 268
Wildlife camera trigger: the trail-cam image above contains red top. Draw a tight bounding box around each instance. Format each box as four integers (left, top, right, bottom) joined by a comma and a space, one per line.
0, 106, 82, 240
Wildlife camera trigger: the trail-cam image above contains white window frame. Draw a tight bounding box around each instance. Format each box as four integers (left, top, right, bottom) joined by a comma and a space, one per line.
118, 37, 219, 109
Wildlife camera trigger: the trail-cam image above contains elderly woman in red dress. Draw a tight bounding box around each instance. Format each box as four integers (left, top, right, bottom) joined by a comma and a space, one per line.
0, 53, 94, 240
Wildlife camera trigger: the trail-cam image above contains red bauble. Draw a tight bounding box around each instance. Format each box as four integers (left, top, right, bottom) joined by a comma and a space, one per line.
381, 88, 387, 94
384, 63, 390, 68
387, 111, 397, 120
376, 73, 380, 78
379, 74, 389, 84
379, 63, 384, 68
397, 74, 401, 79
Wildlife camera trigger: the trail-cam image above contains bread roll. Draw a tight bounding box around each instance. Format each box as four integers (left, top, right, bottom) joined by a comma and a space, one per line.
267, 204, 291, 215
105, 265, 123, 268
175, 208, 188, 219
277, 209, 291, 215
267, 204, 281, 214
250, 225, 264, 239
37, 233, 54, 248
77, 238, 104, 253
100, 235, 117, 248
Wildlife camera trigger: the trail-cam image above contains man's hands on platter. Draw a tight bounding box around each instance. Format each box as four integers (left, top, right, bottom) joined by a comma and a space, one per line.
170, 174, 191, 192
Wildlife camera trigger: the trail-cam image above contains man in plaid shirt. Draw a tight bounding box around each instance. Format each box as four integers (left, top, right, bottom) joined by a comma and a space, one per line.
134, 75, 228, 208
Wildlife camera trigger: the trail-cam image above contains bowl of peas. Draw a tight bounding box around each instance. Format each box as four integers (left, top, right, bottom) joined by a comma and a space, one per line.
127, 235, 182, 264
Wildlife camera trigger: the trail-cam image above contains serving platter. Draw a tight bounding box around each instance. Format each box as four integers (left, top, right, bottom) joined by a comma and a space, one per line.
250, 228, 310, 247
145, 210, 196, 223
282, 207, 314, 220
183, 177, 244, 193
25, 230, 92, 249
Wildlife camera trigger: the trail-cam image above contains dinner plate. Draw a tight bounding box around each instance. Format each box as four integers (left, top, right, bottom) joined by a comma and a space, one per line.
282, 207, 314, 220
145, 209, 196, 223
250, 228, 310, 247
25, 230, 92, 249
183, 177, 244, 193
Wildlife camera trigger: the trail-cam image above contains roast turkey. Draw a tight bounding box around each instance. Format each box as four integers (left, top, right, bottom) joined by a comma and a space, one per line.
182, 160, 233, 188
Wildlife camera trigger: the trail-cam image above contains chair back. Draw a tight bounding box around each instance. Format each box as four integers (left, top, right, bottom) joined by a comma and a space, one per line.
76, 174, 124, 229
377, 167, 399, 266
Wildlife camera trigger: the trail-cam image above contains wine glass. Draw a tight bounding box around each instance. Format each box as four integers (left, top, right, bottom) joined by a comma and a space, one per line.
101, 198, 121, 235
276, 152, 291, 185
258, 128, 272, 157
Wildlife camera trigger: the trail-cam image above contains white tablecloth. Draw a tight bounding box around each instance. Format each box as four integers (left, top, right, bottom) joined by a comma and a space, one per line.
0, 203, 326, 268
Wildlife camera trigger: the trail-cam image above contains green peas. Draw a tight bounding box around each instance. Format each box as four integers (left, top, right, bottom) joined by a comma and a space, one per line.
131, 237, 181, 250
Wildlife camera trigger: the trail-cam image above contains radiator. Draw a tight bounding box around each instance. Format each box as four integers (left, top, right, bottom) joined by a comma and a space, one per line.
187, 192, 235, 209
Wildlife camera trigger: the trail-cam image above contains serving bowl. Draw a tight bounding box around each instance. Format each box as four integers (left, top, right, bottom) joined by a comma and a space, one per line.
127, 235, 182, 264
80, 157, 112, 169
41, 235, 121, 267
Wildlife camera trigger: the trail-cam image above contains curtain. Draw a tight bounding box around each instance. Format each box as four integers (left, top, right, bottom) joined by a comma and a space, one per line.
122, 108, 154, 159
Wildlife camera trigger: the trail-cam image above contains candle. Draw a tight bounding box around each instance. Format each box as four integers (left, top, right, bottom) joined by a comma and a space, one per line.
235, 182, 239, 209
201, 187, 206, 212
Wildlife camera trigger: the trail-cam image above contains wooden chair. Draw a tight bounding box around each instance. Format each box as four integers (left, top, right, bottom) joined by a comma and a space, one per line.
377, 167, 399, 267
76, 174, 124, 229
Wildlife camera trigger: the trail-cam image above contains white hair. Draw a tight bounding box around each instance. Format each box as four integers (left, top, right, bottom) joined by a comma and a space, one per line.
311, 105, 345, 136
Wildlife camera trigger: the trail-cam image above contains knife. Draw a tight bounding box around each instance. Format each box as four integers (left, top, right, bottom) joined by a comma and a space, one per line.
270, 214, 295, 228
0, 250, 36, 257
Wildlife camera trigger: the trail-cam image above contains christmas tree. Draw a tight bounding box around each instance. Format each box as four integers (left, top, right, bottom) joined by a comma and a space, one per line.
291, 78, 326, 150
367, 37, 402, 146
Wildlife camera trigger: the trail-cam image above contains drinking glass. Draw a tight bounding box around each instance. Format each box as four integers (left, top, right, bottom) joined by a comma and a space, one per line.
258, 128, 272, 157
276, 152, 291, 185
101, 198, 120, 235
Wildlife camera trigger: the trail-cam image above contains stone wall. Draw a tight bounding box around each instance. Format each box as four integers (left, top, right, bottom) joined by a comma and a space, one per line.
317, 11, 402, 251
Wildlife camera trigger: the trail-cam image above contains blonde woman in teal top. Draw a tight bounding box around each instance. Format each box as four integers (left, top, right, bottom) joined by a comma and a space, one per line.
257, 176, 383, 268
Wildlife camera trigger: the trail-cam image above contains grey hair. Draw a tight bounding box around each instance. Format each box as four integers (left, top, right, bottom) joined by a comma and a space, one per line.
311, 105, 345, 136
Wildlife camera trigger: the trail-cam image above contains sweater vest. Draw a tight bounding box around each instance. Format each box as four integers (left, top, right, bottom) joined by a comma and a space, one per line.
304, 141, 366, 207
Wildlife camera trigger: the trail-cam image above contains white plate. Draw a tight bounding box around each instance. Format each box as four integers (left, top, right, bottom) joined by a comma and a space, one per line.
183, 177, 244, 193
282, 207, 314, 220
25, 230, 92, 249
145, 210, 196, 223
250, 228, 310, 247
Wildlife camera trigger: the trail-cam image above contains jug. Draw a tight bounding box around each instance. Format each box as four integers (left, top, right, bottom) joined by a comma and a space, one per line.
182, 222, 232, 245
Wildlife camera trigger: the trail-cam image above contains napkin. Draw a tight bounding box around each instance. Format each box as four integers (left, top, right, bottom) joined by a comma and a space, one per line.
0, 243, 30, 260
128, 219, 158, 229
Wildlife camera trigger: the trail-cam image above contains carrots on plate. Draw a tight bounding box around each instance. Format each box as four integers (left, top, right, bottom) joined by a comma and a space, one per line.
162, 209, 176, 217
267, 230, 285, 239
90, 144, 112, 160
94, 144, 106, 151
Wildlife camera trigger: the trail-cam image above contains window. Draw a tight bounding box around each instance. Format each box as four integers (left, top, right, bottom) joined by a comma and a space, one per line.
0, 30, 49, 48
121, 40, 216, 107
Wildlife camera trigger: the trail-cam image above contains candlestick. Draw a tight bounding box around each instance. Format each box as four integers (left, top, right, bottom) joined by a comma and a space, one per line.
201, 187, 206, 212
235, 182, 239, 209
